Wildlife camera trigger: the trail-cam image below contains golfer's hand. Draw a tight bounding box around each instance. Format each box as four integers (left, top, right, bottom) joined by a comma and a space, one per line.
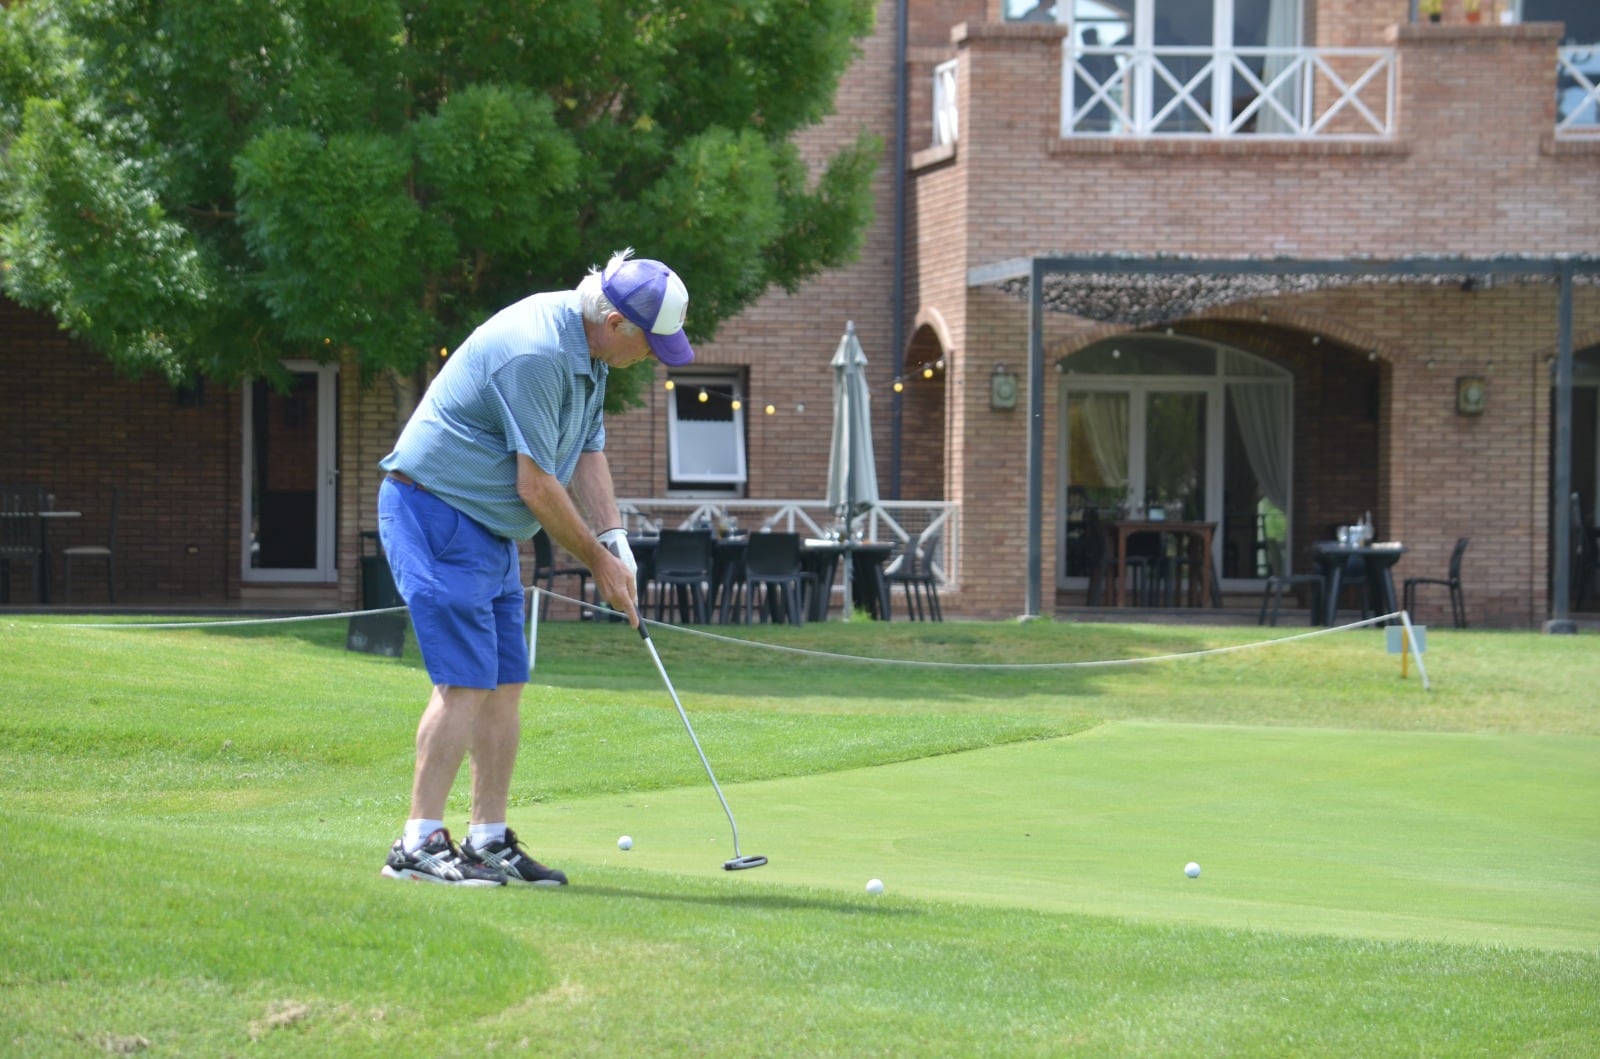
593, 547, 640, 628
598, 528, 636, 577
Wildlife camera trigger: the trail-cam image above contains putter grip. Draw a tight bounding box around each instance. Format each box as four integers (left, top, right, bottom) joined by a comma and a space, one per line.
637, 624, 650, 641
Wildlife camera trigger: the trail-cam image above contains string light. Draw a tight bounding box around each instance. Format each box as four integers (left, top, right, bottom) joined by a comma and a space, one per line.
655, 359, 947, 422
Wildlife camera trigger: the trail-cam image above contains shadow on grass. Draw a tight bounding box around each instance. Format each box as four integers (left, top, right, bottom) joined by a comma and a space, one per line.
554, 882, 924, 918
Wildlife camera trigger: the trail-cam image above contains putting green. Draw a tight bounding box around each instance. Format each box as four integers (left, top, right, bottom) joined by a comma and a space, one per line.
525, 721, 1600, 952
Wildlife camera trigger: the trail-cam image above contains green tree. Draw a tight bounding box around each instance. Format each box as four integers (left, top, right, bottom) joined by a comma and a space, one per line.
0, 0, 878, 407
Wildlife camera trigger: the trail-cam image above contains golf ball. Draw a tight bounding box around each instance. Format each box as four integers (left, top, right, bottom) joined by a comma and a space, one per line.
865, 878, 885, 895
1184, 861, 1201, 878
618, 835, 633, 851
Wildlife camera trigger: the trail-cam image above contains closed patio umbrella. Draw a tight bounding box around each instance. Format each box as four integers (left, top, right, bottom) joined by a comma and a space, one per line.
826, 321, 880, 617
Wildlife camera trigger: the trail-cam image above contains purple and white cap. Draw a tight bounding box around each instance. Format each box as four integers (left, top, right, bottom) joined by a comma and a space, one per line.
601, 255, 695, 366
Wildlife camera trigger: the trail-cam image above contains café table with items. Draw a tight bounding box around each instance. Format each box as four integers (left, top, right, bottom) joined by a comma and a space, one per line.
1107, 518, 1216, 608
1309, 539, 1407, 627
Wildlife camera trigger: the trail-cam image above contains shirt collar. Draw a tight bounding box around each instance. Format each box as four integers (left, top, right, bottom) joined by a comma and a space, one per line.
560, 298, 603, 382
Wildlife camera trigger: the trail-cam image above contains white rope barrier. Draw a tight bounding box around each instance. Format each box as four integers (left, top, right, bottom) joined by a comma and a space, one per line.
45, 589, 1420, 679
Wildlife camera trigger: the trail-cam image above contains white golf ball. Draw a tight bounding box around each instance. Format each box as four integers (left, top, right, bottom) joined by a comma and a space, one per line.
1184, 861, 1201, 878
865, 878, 885, 895
617, 835, 633, 851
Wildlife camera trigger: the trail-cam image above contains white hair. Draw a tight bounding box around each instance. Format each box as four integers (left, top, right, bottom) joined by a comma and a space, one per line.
577, 247, 641, 333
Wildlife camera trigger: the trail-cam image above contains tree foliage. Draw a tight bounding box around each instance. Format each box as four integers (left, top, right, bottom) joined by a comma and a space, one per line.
0, 0, 878, 406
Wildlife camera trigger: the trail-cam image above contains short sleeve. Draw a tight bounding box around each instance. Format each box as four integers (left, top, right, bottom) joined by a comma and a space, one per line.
488, 354, 569, 476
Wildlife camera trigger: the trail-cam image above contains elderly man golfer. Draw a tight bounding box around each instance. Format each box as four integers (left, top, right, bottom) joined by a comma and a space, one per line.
376, 249, 693, 886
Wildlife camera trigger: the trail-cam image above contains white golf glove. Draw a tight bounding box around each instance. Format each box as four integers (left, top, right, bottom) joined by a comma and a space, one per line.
598, 527, 636, 578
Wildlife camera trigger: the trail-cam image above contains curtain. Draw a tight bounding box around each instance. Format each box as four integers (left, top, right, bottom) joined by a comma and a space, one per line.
1228, 381, 1290, 514
1081, 393, 1129, 500
1257, 0, 1301, 134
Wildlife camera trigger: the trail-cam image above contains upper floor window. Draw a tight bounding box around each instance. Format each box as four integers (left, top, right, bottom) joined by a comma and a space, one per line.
666, 371, 747, 497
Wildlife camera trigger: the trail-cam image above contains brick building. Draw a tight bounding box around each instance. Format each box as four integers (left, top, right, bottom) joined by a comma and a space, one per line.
4, 0, 1598, 627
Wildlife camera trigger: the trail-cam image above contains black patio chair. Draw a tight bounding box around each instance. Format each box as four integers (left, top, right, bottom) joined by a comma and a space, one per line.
531, 529, 589, 619
1258, 538, 1325, 626
886, 522, 943, 621
0, 485, 47, 604
740, 532, 808, 626
63, 486, 120, 603
1402, 536, 1469, 629
652, 529, 715, 624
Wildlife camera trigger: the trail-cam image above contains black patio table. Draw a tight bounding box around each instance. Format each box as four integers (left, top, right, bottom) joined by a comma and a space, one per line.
1310, 541, 1407, 627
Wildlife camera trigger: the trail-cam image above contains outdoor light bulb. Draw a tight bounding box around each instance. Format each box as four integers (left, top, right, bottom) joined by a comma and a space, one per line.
698, 388, 709, 403
765, 404, 776, 415
730, 399, 742, 411
664, 380, 675, 391
922, 366, 934, 379
893, 379, 904, 393
935, 359, 945, 370
439, 347, 448, 358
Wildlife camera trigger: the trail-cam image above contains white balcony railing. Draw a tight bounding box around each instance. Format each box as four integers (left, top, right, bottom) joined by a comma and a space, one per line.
1557, 46, 1600, 138
1062, 46, 1395, 139
933, 58, 959, 147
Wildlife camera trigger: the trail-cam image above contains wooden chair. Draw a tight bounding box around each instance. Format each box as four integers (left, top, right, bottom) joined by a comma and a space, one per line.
63, 486, 120, 603
1402, 536, 1469, 629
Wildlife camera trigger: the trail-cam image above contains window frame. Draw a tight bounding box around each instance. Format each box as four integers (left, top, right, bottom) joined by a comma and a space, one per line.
665, 369, 748, 498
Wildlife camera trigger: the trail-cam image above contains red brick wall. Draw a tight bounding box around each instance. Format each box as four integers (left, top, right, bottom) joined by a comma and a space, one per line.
0, 298, 236, 603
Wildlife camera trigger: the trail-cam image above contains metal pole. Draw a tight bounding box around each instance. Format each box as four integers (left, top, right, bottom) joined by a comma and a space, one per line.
1025, 258, 1046, 618
1551, 264, 1575, 625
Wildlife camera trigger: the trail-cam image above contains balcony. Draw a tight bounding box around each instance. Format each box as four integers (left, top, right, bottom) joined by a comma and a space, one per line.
1557, 45, 1600, 138
1063, 45, 1395, 139
925, 37, 1600, 148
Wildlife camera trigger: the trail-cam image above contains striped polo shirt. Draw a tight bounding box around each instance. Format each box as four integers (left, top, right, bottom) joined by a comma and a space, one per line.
380, 290, 608, 540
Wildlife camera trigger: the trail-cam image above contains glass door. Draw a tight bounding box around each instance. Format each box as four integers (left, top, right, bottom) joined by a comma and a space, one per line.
1061, 384, 1212, 581
241, 361, 338, 582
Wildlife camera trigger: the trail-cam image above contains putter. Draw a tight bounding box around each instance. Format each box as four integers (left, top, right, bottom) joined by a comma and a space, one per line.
638, 624, 768, 871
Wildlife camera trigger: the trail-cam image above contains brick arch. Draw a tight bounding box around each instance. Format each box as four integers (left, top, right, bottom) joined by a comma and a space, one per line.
909, 306, 955, 361
901, 312, 949, 502
1043, 306, 1396, 365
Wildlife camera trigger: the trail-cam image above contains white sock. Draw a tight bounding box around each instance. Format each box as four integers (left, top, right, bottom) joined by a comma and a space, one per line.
403, 818, 446, 853
469, 822, 507, 849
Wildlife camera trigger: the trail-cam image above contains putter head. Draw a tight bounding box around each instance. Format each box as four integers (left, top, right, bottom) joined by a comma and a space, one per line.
723, 855, 768, 871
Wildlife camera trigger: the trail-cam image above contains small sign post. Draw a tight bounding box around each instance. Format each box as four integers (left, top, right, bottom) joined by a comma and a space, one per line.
1387, 616, 1429, 690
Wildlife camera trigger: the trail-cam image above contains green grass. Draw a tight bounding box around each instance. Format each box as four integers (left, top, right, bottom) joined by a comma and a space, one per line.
1, 615, 1596, 1057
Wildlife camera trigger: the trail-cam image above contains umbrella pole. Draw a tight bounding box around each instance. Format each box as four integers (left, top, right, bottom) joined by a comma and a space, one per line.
841, 499, 854, 619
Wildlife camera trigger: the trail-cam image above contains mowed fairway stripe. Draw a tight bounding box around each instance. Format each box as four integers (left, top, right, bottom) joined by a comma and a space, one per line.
527, 722, 1599, 951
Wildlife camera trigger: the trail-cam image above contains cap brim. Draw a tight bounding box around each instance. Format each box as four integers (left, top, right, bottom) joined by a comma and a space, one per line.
647, 329, 695, 366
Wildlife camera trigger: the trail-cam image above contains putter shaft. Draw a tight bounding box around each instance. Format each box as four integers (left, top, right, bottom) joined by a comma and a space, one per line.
639, 626, 760, 865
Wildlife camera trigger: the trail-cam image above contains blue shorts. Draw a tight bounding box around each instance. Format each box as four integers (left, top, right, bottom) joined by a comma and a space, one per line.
377, 477, 528, 689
